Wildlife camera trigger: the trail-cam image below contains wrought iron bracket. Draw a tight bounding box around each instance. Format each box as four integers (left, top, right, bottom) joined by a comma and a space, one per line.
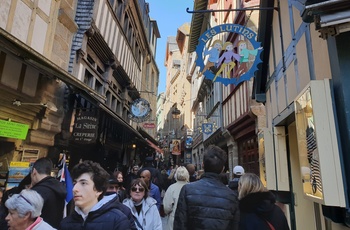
186, 7, 279, 14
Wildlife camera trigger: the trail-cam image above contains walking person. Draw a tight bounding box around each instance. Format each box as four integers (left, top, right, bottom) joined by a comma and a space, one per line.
106, 175, 137, 230
140, 170, 161, 210
125, 165, 140, 190
185, 164, 197, 182
228, 165, 245, 196
30, 157, 66, 228
138, 157, 162, 191
174, 145, 239, 230
5, 189, 56, 230
113, 170, 127, 202
123, 178, 162, 230
238, 173, 290, 230
59, 160, 132, 230
163, 166, 189, 230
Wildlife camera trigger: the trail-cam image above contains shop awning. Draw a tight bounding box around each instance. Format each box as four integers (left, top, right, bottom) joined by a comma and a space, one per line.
188, 0, 209, 53
146, 139, 164, 154
99, 103, 144, 140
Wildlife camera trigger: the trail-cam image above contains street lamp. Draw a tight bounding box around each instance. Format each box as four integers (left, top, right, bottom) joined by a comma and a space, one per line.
172, 107, 181, 119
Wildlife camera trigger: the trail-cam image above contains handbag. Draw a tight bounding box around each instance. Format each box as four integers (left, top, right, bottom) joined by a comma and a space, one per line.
258, 214, 275, 230
265, 220, 275, 230
132, 216, 144, 230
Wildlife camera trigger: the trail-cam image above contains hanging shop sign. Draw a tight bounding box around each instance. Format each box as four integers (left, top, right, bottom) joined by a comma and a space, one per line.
184, 150, 192, 164
143, 123, 155, 129
202, 123, 214, 135
72, 111, 98, 144
171, 139, 181, 156
196, 24, 263, 86
0, 120, 29, 140
185, 135, 193, 149
129, 98, 151, 123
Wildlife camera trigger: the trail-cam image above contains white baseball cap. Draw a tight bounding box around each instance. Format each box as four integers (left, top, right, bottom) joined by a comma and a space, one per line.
233, 165, 245, 175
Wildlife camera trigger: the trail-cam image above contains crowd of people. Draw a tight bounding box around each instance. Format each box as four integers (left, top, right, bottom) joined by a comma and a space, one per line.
0, 145, 290, 230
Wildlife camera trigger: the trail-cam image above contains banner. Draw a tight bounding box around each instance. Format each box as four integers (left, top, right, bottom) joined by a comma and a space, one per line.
171, 139, 181, 155
57, 154, 74, 218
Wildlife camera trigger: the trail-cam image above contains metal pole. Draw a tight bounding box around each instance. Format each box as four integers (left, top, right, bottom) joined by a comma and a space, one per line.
186, 7, 279, 14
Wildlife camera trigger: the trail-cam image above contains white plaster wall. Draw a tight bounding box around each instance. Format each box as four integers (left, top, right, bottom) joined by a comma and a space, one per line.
12, 1, 31, 43
32, 14, 47, 54
0, 0, 11, 29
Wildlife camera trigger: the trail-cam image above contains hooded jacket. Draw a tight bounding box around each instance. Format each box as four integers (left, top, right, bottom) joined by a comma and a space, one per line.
123, 196, 162, 230
239, 191, 290, 230
104, 193, 137, 230
59, 195, 131, 230
31, 176, 66, 229
174, 172, 240, 230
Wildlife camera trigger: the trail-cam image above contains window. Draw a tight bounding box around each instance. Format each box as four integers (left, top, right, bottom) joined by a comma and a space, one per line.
87, 55, 95, 67
97, 66, 104, 75
106, 91, 111, 107
115, 0, 124, 20
124, 15, 129, 33
84, 70, 93, 87
95, 80, 103, 94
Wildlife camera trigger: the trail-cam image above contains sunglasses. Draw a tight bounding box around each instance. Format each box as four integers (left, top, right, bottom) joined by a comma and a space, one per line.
131, 187, 145, 192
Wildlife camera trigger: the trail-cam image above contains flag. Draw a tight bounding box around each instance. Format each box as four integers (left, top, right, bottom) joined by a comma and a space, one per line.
57, 154, 74, 217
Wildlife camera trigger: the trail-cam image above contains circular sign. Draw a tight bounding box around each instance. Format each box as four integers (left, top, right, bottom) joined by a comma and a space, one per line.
196, 24, 263, 86
129, 98, 151, 123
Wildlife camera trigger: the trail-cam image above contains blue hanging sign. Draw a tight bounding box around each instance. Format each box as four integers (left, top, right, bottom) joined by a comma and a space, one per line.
196, 24, 263, 86
202, 123, 213, 135
129, 98, 151, 123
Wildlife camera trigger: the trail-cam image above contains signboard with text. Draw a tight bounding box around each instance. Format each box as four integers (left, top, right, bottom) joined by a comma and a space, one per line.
196, 24, 263, 85
129, 98, 151, 123
0, 120, 29, 140
143, 123, 155, 129
72, 111, 98, 144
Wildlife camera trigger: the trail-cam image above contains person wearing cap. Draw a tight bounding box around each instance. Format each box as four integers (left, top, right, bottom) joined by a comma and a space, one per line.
228, 165, 245, 196
106, 175, 137, 230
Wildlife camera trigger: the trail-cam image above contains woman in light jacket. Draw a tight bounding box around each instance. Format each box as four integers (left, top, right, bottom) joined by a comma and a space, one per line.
163, 166, 189, 230
123, 178, 162, 230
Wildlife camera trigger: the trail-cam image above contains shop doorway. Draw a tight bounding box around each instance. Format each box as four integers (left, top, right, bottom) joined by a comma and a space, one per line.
238, 135, 259, 175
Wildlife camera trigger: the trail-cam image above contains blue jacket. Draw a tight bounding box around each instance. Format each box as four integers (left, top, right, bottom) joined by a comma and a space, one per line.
59, 195, 132, 230
174, 172, 240, 230
150, 183, 161, 210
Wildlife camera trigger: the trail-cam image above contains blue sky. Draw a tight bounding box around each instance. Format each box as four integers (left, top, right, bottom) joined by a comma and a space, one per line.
147, 0, 192, 95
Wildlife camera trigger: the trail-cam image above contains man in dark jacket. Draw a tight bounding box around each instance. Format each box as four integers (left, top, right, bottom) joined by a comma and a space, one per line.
228, 165, 245, 196
138, 156, 162, 191
106, 175, 137, 230
174, 145, 239, 230
59, 160, 131, 230
30, 157, 66, 228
